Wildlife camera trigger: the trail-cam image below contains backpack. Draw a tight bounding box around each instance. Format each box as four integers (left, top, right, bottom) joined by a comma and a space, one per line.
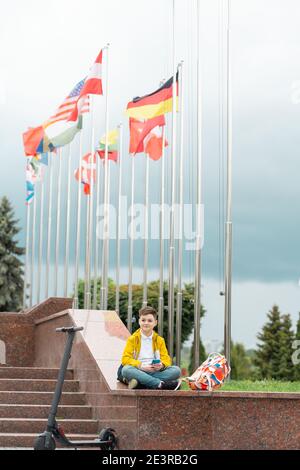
186, 353, 230, 391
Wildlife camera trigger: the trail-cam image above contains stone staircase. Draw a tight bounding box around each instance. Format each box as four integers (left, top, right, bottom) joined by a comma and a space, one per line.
0, 366, 99, 448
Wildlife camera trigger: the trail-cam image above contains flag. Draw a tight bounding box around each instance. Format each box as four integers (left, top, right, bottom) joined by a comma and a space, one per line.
45, 115, 82, 149
23, 126, 44, 156
143, 125, 167, 161
126, 72, 178, 120
44, 78, 89, 128
35, 152, 49, 166
74, 152, 97, 195
68, 49, 103, 122
26, 180, 35, 205
25, 158, 43, 204
97, 149, 118, 163
99, 129, 118, 151
129, 115, 165, 155
97, 129, 118, 162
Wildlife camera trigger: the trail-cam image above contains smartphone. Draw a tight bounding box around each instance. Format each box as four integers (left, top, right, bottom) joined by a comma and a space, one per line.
152, 359, 161, 364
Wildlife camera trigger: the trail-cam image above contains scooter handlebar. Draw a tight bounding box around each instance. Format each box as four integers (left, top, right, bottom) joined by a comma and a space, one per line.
55, 326, 84, 333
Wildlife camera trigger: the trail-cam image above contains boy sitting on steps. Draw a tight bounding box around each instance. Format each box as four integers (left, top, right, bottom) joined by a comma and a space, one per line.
119, 306, 181, 390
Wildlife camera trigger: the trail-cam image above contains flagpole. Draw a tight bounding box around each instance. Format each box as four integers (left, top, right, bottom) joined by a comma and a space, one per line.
224, 0, 233, 367
104, 159, 111, 309
74, 132, 83, 309
54, 148, 62, 297
36, 179, 44, 304
23, 201, 31, 309
64, 144, 72, 298
194, 0, 203, 369
84, 99, 95, 309
29, 194, 37, 307
176, 60, 184, 366
115, 123, 123, 315
158, 124, 166, 337
92, 150, 101, 310
100, 43, 110, 310
127, 155, 135, 332
168, 0, 177, 358
45, 154, 53, 299
142, 154, 150, 308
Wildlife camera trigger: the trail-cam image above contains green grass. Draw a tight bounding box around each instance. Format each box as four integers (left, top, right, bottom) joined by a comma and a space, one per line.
180, 379, 300, 393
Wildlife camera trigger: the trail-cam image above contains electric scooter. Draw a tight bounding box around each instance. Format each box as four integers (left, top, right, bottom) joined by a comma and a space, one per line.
34, 326, 117, 450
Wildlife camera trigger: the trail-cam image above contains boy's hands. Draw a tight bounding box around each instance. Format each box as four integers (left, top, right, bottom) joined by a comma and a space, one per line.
140, 362, 163, 372
140, 364, 155, 372
152, 362, 163, 371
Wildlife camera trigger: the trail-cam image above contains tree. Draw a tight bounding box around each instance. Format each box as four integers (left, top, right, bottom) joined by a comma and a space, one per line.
220, 341, 255, 380
0, 197, 24, 311
254, 305, 283, 379
77, 278, 206, 363
293, 313, 300, 381
230, 342, 256, 380
254, 305, 298, 381
277, 314, 295, 381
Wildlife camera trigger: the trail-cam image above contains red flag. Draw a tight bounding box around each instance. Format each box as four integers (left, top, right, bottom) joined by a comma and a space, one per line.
129, 115, 165, 155
23, 126, 44, 156
74, 152, 97, 195
68, 50, 103, 122
144, 126, 168, 161
96, 149, 118, 163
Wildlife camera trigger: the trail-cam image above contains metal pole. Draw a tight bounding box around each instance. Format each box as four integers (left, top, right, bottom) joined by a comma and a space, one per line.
29, 194, 37, 307
224, 0, 233, 367
73, 132, 83, 309
100, 44, 110, 310
176, 61, 184, 366
45, 154, 54, 299
37, 179, 44, 304
168, 0, 177, 358
84, 100, 95, 309
64, 144, 72, 298
104, 160, 111, 309
54, 148, 62, 297
158, 125, 166, 337
115, 124, 123, 315
23, 202, 31, 309
127, 156, 135, 332
142, 154, 150, 308
92, 148, 101, 310
194, 0, 203, 369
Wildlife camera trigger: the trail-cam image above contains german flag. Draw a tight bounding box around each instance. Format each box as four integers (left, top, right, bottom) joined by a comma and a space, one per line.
126, 72, 178, 120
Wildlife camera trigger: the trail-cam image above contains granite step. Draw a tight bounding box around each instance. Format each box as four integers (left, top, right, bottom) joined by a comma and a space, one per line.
0, 367, 73, 380
0, 379, 79, 392
97, 419, 137, 450
97, 405, 137, 420
0, 418, 99, 434
0, 433, 99, 448
0, 391, 86, 405
0, 404, 92, 419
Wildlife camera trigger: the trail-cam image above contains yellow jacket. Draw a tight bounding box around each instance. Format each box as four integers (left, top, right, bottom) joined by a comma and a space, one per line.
121, 328, 172, 368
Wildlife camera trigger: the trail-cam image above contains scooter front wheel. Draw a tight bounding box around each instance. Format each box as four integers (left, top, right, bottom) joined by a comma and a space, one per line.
34, 433, 56, 450
99, 428, 117, 450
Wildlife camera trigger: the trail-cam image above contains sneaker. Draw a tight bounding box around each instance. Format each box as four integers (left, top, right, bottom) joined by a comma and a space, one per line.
128, 378, 139, 389
159, 379, 181, 390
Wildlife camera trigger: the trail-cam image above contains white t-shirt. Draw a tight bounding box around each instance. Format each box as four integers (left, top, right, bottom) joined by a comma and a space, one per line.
138, 332, 155, 366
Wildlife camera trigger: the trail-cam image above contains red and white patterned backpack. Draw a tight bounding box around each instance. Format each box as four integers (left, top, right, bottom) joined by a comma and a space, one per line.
186, 353, 230, 391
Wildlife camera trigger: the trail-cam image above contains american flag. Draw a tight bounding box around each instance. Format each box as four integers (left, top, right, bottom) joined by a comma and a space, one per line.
44, 78, 89, 127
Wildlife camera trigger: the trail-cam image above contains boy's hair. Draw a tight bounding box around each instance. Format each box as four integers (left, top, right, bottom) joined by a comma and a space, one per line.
138, 306, 158, 320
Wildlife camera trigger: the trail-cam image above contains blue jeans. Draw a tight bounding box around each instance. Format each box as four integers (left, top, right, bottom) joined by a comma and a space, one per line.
121, 365, 181, 389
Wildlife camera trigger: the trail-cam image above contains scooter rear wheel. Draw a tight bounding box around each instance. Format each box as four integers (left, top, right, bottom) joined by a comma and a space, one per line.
34, 434, 56, 450
99, 428, 117, 450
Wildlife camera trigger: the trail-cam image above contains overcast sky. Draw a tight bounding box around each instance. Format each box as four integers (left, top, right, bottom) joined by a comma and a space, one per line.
0, 0, 300, 348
